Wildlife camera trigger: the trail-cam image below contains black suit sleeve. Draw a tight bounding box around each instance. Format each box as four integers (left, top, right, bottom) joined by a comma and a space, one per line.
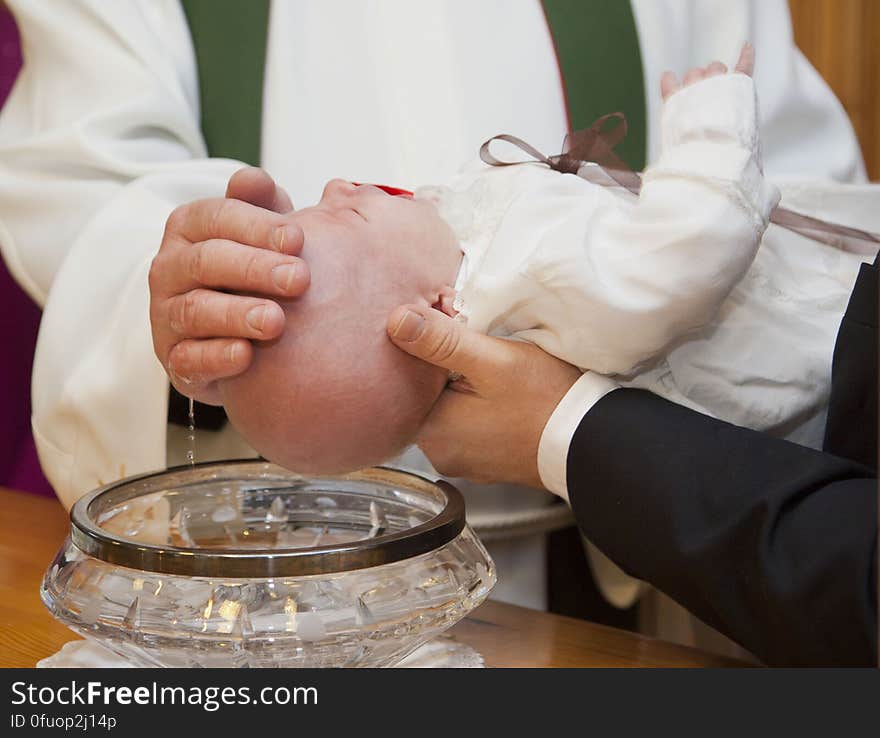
566, 388, 878, 666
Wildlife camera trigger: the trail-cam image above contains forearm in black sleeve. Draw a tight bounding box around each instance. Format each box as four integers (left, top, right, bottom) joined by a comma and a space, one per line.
567, 388, 878, 667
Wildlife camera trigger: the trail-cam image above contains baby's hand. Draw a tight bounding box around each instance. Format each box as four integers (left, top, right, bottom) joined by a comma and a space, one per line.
660, 42, 755, 101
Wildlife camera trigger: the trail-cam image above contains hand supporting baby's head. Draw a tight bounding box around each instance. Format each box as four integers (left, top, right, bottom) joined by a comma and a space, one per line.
219, 180, 462, 473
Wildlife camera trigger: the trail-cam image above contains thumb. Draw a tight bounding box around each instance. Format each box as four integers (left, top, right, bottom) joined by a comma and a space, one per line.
226, 167, 295, 214
387, 304, 511, 379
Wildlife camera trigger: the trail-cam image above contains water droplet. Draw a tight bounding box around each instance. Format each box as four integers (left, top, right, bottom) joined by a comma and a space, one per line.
186, 396, 196, 465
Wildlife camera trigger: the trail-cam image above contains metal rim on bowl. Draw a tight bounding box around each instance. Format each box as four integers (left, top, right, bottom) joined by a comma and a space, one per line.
69, 461, 466, 578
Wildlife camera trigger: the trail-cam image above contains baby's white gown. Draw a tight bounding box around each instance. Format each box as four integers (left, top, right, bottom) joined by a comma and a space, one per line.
424, 74, 878, 451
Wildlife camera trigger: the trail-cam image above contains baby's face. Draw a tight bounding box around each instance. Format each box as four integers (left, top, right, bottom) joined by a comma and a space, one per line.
220, 180, 462, 474
308, 179, 460, 295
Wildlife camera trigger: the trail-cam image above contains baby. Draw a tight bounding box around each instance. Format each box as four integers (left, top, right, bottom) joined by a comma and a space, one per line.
220, 182, 462, 472
220, 62, 877, 474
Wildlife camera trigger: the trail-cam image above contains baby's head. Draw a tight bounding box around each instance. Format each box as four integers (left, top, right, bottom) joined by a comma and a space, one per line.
219, 180, 462, 473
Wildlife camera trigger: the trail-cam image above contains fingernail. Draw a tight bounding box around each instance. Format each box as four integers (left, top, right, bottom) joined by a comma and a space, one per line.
272, 227, 286, 251
273, 225, 299, 252
225, 343, 241, 364
170, 366, 193, 385
391, 310, 425, 342
246, 305, 267, 331
271, 263, 299, 292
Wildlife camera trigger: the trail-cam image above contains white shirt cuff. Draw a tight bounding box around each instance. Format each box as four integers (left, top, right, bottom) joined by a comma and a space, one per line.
537, 372, 619, 501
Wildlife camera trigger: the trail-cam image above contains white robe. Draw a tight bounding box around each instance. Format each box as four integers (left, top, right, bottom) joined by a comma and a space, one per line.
0, 0, 866, 611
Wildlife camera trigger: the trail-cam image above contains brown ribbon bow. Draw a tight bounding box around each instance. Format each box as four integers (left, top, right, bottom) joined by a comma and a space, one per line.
480, 114, 880, 255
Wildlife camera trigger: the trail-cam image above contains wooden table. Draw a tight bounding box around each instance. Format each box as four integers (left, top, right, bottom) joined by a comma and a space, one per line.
0, 487, 745, 668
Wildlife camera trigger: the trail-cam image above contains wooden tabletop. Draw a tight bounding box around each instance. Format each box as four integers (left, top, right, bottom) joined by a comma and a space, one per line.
0, 486, 745, 668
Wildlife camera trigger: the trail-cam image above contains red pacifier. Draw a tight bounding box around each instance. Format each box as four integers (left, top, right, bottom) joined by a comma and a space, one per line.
351, 182, 414, 198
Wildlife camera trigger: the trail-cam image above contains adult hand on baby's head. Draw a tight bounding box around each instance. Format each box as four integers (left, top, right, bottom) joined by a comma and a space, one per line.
660, 41, 755, 101
149, 168, 309, 405
225, 166, 295, 214
387, 305, 581, 489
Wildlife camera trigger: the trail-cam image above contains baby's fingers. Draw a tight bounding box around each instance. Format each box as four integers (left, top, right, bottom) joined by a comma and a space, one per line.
660, 70, 680, 100
682, 66, 706, 87
663, 45, 750, 104
705, 61, 728, 77
735, 42, 755, 76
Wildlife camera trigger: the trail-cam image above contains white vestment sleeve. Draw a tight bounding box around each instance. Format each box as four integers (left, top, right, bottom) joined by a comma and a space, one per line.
0, 0, 243, 508
450, 74, 779, 377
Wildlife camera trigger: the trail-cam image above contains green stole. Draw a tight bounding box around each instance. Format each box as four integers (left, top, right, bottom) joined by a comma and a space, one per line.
180, 0, 646, 170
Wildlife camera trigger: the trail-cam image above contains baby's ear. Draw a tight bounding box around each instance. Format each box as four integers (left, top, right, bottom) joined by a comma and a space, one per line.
432, 286, 459, 318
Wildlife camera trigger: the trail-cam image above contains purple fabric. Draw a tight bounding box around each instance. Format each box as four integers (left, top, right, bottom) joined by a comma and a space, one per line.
0, 6, 19, 97
0, 7, 53, 496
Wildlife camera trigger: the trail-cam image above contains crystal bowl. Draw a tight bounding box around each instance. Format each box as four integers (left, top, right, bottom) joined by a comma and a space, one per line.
41, 462, 495, 667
